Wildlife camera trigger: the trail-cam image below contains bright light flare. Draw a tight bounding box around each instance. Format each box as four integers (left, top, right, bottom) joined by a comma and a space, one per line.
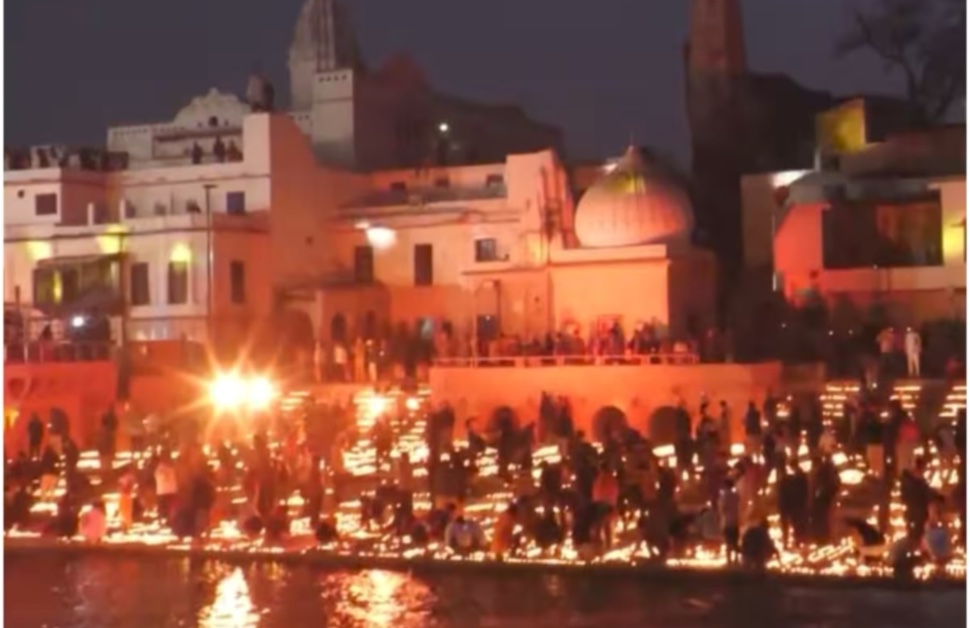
246, 377, 277, 411
366, 227, 396, 250
209, 374, 246, 410
366, 396, 388, 419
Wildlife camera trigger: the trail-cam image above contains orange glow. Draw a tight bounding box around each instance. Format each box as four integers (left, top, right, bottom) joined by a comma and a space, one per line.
170, 242, 193, 263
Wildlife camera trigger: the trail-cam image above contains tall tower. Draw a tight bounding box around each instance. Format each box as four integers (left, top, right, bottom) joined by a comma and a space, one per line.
684, 0, 750, 310
686, 0, 746, 77
288, 0, 363, 111
685, 0, 748, 170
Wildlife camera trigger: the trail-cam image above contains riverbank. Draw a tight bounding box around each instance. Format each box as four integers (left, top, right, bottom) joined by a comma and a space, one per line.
4, 535, 963, 593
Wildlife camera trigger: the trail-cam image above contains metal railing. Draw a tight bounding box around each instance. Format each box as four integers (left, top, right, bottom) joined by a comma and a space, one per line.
433, 352, 700, 368
4, 341, 113, 364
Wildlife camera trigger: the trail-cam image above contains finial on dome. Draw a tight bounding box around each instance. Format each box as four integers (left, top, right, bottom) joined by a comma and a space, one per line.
572, 143, 694, 248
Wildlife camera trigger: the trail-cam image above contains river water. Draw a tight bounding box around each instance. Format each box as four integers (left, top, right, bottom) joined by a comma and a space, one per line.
3, 554, 965, 627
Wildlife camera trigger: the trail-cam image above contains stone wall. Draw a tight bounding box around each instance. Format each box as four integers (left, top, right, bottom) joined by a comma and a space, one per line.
429, 361, 791, 443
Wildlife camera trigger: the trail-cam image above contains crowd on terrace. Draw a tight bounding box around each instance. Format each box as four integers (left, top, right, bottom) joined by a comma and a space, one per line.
315, 320, 712, 383
4, 373, 965, 582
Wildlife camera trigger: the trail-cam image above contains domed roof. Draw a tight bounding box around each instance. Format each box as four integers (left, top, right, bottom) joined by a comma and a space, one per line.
574, 146, 693, 248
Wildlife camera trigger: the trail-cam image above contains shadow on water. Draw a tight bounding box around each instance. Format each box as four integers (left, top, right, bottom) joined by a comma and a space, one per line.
4, 554, 966, 628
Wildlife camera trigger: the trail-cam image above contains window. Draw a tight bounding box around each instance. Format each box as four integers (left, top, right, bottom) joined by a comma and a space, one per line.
354, 245, 374, 283
230, 261, 246, 304
389, 181, 408, 193
60, 268, 80, 303
32, 268, 57, 306
167, 261, 189, 304
821, 198, 944, 269
35, 193, 57, 216
485, 174, 504, 188
130, 262, 150, 306
474, 238, 499, 262
226, 191, 246, 215
414, 244, 433, 286
434, 177, 450, 188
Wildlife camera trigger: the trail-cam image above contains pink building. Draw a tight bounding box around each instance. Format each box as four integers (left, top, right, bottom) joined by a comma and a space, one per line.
742, 104, 966, 326
310, 144, 716, 350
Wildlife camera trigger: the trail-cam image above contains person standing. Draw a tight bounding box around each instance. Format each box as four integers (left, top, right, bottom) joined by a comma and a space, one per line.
718, 401, 732, 456
333, 342, 348, 382
154, 452, 178, 525
27, 413, 44, 459
904, 327, 922, 378
877, 326, 897, 381
861, 406, 885, 479
313, 339, 324, 383
743, 401, 762, 458
718, 479, 741, 564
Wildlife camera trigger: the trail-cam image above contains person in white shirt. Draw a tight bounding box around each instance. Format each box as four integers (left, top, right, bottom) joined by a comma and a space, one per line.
154, 454, 178, 524
818, 428, 837, 456
904, 328, 922, 378
334, 343, 348, 382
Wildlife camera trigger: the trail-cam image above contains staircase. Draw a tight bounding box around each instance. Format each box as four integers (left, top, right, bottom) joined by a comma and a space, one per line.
819, 381, 860, 429
937, 382, 967, 426
819, 379, 965, 429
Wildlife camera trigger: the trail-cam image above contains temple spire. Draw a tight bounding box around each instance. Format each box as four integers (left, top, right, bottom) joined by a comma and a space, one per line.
686, 0, 747, 76
287, 0, 363, 110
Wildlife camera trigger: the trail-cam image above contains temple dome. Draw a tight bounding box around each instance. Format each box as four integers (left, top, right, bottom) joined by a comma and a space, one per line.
574, 146, 693, 248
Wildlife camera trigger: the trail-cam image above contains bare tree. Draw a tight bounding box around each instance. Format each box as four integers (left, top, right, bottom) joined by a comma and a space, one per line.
837, 0, 966, 124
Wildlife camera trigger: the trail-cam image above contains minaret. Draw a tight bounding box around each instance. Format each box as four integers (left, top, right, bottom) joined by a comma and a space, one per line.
686, 0, 747, 77
684, 0, 750, 301
685, 0, 748, 168
288, 0, 363, 111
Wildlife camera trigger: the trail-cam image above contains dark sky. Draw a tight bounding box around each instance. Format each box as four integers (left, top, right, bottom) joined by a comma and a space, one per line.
6, 0, 905, 165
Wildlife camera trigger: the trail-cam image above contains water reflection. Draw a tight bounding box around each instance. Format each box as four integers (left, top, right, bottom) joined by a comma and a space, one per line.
329, 569, 433, 627
3, 554, 965, 628
199, 567, 262, 628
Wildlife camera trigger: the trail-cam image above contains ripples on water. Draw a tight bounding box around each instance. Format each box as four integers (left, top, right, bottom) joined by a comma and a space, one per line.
3, 554, 965, 628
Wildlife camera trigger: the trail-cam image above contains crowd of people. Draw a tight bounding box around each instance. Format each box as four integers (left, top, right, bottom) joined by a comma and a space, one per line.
312, 320, 710, 385
4, 378, 965, 581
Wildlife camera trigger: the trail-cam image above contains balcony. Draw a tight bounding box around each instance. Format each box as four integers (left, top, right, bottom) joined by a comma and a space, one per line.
341, 185, 507, 210
4, 341, 112, 364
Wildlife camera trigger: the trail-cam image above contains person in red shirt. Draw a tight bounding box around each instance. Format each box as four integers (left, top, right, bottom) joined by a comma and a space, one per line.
896, 416, 920, 476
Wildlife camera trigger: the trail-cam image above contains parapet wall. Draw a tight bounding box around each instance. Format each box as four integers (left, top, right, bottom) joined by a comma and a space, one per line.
4, 361, 118, 451
429, 362, 791, 442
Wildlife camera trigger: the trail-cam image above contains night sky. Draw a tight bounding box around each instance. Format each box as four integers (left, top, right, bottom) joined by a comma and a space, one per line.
6, 0, 906, 165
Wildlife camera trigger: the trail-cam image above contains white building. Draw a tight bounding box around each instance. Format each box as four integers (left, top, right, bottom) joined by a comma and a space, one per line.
4, 116, 286, 352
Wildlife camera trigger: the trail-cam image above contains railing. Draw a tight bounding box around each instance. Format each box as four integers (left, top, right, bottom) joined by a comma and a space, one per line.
4, 341, 113, 364
433, 352, 700, 368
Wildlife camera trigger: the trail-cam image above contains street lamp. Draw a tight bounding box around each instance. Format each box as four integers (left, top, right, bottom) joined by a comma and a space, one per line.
203, 183, 217, 348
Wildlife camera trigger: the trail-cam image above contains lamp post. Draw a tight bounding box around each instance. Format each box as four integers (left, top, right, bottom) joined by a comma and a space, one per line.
203, 184, 217, 350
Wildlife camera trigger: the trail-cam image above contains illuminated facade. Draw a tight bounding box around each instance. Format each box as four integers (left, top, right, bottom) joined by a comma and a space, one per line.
105, 0, 560, 172
4, 116, 283, 348
741, 103, 966, 324
315, 145, 716, 346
